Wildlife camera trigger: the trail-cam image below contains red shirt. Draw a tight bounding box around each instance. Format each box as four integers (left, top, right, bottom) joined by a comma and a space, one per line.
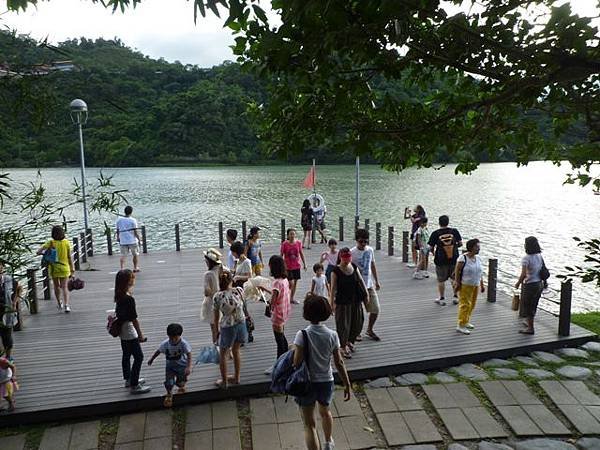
280, 240, 302, 270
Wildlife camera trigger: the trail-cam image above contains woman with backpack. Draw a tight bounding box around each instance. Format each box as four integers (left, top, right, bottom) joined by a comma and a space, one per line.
453, 239, 485, 335
330, 247, 369, 359
36, 225, 74, 313
293, 294, 351, 450
514, 236, 545, 335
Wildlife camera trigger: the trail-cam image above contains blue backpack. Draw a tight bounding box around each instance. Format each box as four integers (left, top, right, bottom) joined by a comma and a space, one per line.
271, 329, 312, 397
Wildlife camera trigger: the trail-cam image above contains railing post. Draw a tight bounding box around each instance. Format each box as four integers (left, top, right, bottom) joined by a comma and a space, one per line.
175, 224, 181, 252
354, 215, 360, 232
388, 226, 394, 256
41, 265, 50, 300
73, 237, 81, 271
141, 225, 148, 254
27, 268, 38, 314
487, 258, 498, 302
364, 219, 370, 243
558, 281, 572, 336
375, 222, 381, 250
339, 217, 344, 242
106, 227, 113, 256
218, 222, 224, 249
281, 219, 286, 242
79, 232, 87, 263
242, 221, 247, 240
402, 231, 409, 263
86, 228, 93, 257
62, 216, 68, 233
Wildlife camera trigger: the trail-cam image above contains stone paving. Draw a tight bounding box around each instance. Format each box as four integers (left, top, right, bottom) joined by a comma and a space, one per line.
7, 346, 600, 449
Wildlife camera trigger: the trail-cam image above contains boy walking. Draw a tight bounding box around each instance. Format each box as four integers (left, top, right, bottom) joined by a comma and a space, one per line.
427, 215, 462, 306
116, 206, 142, 272
351, 229, 382, 341
148, 323, 192, 407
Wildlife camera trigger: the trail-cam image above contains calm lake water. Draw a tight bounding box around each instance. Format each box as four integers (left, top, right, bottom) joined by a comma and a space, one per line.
4, 163, 600, 312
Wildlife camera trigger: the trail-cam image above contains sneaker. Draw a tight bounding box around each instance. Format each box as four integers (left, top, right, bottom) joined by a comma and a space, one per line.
434, 298, 446, 306
65, 305, 71, 313
465, 323, 475, 330
290, 299, 300, 305
130, 384, 151, 394
125, 378, 145, 388
264, 367, 273, 375
452, 298, 459, 305
406, 263, 416, 268
412, 272, 424, 280
57, 302, 63, 310
456, 326, 471, 335
324, 439, 335, 450
421, 270, 430, 278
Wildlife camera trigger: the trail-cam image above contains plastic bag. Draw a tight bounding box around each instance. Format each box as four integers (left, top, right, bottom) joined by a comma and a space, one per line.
243, 276, 272, 303
196, 345, 220, 365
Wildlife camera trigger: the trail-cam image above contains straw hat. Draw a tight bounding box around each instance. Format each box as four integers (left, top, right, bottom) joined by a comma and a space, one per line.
203, 248, 222, 264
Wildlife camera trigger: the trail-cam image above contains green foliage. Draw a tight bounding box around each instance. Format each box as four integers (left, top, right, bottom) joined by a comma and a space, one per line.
571, 312, 600, 335
559, 237, 600, 288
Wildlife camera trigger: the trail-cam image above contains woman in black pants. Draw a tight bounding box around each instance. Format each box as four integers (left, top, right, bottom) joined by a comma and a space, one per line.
115, 269, 151, 394
514, 236, 545, 335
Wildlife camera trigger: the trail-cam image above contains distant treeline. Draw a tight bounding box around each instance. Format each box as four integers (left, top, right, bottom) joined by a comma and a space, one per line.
0, 32, 550, 168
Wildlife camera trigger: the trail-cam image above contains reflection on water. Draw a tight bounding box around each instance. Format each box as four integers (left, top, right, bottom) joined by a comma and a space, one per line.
4, 162, 600, 312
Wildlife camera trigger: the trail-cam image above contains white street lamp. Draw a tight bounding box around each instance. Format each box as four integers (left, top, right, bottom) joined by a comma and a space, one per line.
70, 99, 89, 231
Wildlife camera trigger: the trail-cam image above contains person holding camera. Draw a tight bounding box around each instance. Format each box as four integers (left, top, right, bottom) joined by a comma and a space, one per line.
404, 205, 426, 268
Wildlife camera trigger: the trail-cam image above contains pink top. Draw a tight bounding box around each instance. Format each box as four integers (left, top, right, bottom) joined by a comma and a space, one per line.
280, 240, 302, 271
271, 278, 291, 326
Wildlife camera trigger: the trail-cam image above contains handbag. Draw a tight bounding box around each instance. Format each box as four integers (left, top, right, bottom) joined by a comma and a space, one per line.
107, 313, 121, 338
264, 303, 272, 318
539, 258, 550, 281
68, 277, 85, 291
285, 329, 312, 396
511, 293, 520, 311
353, 264, 368, 304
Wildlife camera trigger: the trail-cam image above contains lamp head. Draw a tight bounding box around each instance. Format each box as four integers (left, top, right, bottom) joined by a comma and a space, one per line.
70, 99, 88, 124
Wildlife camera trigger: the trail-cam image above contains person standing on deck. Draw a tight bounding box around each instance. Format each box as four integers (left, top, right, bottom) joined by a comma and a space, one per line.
245, 227, 264, 276
514, 236, 545, 335
404, 205, 426, 268
351, 229, 382, 341
115, 206, 142, 272
280, 228, 306, 304
225, 229, 238, 271
454, 239, 485, 335
427, 215, 462, 306
201, 248, 223, 345
312, 197, 328, 244
301, 199, 314, 249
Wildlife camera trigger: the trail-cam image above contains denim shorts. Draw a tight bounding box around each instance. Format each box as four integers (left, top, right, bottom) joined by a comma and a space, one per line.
165, 362, 187, 388
219, 322, 248, 349
294, 381, 335, 407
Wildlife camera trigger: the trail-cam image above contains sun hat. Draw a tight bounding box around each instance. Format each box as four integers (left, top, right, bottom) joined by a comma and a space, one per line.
203, 248, 222, 264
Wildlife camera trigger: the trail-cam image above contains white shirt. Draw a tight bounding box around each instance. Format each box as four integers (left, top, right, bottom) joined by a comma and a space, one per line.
294, 324, 340, 382
312, 275, 327, 297
522, 253, 543, 284
235, 258, 252, 278
459, 254, 483, 286
351, 246, 375, 289
116, 216, 139, 245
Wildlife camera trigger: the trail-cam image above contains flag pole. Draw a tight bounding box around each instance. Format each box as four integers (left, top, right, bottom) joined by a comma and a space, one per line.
355, 155, 360, 220
312, 158, 316, 197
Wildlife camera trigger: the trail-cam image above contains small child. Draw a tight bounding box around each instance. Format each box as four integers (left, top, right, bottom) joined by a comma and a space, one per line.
311, 263, 330, 299
320, 238, 339, 283
413, 218, 430, 280
148, 323, 192, 408
0, 356, 17, 411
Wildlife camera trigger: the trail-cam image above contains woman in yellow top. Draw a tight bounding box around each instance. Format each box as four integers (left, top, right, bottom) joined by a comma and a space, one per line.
37, 225, 75, 313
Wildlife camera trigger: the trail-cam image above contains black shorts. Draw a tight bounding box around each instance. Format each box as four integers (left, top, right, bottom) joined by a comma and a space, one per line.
302, 225, 312, 231
287, 269, 301, 280
0, 326, 13, 351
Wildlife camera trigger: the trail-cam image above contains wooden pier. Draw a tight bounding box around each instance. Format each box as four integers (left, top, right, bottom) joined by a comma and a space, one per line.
2, 243, 593, 426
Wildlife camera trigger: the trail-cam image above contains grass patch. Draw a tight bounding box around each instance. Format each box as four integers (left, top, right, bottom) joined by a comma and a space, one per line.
98, 416, 119, 450
572, 312, 600, 335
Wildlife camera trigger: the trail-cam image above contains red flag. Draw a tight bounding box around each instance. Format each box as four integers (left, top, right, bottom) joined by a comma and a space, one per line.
302, 166, 316, 189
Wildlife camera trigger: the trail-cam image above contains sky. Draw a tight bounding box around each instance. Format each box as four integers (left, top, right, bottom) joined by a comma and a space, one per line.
1, 0, 598, 68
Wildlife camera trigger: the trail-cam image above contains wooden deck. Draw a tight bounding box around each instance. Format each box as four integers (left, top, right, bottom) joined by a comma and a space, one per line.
2, 243, 594, 426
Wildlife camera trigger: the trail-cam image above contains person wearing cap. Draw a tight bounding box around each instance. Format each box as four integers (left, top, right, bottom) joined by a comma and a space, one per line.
330, 247, 369, 359
245, 226, 264, 276
201, 248, 223, 342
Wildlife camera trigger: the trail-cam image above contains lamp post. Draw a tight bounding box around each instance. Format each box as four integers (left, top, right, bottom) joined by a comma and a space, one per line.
70, 99, 89, 231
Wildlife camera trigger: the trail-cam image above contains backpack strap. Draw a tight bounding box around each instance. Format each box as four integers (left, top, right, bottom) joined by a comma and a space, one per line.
301, 329, 311, 370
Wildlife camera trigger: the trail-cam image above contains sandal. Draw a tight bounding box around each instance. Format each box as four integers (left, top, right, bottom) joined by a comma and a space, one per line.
341, 349, 352, 359
176, 386, 186, 394
163, 395, 173, 408
355, 335, 363, 342
215, 379, 228, 389
366, 330, 381, 341
347, 342, 355, 352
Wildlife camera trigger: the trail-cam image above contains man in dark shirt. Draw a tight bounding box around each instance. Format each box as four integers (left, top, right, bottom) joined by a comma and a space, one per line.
427, 215, 462, 306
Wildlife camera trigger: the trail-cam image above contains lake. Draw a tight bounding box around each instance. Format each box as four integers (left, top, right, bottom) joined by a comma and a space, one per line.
3, 162, 600, 312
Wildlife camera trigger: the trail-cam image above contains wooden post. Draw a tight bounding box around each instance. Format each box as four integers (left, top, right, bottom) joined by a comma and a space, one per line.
62, 216, 68, 233
79, 232, 87, 263
354, 215, 360, 232
375, 222, 381, 250
73, 237, 81, 271
141, 225, 148, 254
388, 226, 394, 256
487, 258, 498, 302
242, 221, 247, 240
41, 265, 50, 300
339, 217, 344, 242
86, 228, 93, 257
218, 222, 224, 249
106, 228, 113, 256
175, 224, 181, 252
402, 231, 409, 263
558, 281, 572, 336
281, 219, 286, 242
27, 268, 38, 314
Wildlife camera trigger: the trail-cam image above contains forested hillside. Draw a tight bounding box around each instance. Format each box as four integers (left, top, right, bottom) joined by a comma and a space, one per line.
0, 31, 543, 167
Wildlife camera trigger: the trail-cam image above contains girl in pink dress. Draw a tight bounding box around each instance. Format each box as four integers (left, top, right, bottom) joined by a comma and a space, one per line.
265, 255, 291, 374
280, 228, 306, 304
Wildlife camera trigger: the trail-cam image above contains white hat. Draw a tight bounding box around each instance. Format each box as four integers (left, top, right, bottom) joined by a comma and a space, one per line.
203, 248, 222, 264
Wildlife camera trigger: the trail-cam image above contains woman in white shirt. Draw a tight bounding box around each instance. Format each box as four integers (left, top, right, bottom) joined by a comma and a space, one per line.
514, 236, 544, 335
454, 239, 485, 335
